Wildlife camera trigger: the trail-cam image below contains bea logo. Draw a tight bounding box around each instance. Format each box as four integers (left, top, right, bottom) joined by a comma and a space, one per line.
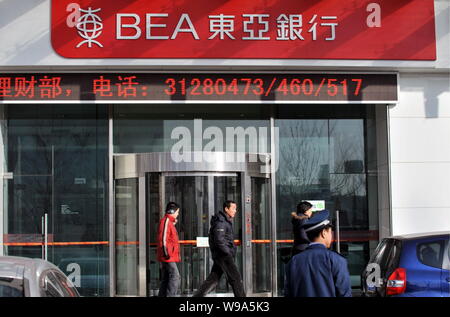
66, 3, 103, 48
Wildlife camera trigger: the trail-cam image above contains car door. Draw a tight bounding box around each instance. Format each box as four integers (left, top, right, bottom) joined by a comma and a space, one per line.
414, 239, 446, 297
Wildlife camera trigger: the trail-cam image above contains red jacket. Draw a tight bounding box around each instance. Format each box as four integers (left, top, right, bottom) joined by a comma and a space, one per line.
157, 214, 180, 262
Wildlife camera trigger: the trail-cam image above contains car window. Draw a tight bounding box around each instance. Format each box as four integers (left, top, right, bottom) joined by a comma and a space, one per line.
0, 278, 24, 297
0, 285, 23, 297
417, 240, 445, 269
374, 239, 392, 270
372, 239, 388, 264
445, 240, 450, 271
385, 240, 402, 272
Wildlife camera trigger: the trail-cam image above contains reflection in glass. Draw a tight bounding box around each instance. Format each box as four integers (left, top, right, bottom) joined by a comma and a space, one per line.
251, 177, 271, 293
213, 176, 242, 294
146, 173, 161, 296
275, 109, 379, 294
163, 176, 209, 295
146, 175, 242, 296
5, 104, 109, 296
113, 104, 270, 154
115, 178, 139, 296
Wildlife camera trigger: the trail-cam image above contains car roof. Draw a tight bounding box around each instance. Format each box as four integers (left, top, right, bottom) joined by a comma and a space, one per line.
390, 231, 450, 240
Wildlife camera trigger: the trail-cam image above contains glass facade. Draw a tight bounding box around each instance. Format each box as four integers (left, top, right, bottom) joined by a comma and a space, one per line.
275, 105, 380, 292
1, 102, 386, 296
113, 104, 271, 154
2, 104, 109, 297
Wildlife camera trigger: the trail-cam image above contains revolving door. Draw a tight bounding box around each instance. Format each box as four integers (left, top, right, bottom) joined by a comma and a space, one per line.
113, 152, 274, 296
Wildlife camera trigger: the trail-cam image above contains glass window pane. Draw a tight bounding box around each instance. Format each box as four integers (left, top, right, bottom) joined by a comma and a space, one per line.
276, 119, 329, 240
115, 178, 139, 296
329, 120, 365, 174
163, 176, 208, 295
275, 105, 380, 295
417, 241, 444, 269
0, 278, 24, 297
330, 174, 367, 230
5, 104, 109, 297
213, 176, 242, 294
251, 177, 271, 293
113, 104, 270, 154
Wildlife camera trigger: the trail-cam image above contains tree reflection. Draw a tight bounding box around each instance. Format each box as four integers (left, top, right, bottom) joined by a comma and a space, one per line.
277, 119, 366, 234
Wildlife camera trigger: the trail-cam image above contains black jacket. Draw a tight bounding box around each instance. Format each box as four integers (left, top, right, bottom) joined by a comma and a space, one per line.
291, 212, 311, 255
209, 211, 236, 259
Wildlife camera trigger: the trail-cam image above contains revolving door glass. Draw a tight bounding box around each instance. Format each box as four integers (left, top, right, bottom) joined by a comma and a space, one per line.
146, 174, 242, 296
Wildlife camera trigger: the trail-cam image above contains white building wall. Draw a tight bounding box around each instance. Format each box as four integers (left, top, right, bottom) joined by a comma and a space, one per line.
390, 74, 450, 235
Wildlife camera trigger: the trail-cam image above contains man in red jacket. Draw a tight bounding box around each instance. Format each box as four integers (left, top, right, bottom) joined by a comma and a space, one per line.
157, 202, 181, 297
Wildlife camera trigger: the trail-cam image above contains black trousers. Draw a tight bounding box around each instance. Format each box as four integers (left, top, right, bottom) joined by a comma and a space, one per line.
193, 255, 246, 297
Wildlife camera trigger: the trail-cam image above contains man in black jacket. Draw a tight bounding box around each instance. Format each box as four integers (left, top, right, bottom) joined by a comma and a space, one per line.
193, 200, 246, 297
291, 201, 313, 257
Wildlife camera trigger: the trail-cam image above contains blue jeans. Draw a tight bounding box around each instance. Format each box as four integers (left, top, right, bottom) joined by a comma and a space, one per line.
158, 262, 180, 297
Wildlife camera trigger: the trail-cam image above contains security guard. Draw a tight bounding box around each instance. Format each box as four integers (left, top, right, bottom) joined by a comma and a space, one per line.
284, 210, 352, 297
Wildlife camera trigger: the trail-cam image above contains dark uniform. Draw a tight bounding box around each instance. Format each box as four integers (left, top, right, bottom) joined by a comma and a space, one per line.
193, 211, 245, 297
285, 210, 352, 297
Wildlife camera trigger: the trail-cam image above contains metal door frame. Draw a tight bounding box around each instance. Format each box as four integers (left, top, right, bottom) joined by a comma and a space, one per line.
111, 152, 273, 297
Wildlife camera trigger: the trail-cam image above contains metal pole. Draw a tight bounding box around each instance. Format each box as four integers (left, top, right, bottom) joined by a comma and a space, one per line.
108, 105, 115, 297
41, 215, 45, 260
269, 116, 278, 296
336, 210, 340, 254
138, 176, 147, 297
44, 213, 48, 261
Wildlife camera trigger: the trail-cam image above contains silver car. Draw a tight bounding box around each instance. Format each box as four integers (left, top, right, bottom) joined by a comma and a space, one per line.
0, 256, 80, 297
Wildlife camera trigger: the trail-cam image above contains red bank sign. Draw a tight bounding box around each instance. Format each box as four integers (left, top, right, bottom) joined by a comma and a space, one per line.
51, 0, 436, 60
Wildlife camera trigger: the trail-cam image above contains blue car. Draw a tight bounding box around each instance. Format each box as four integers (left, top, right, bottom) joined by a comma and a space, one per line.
361, 231, 449, 297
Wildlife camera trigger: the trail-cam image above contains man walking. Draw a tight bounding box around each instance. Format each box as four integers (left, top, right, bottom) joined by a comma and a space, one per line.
157, 202, 181, 297
193, 200, 246, 297
285, 209, 352, 297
